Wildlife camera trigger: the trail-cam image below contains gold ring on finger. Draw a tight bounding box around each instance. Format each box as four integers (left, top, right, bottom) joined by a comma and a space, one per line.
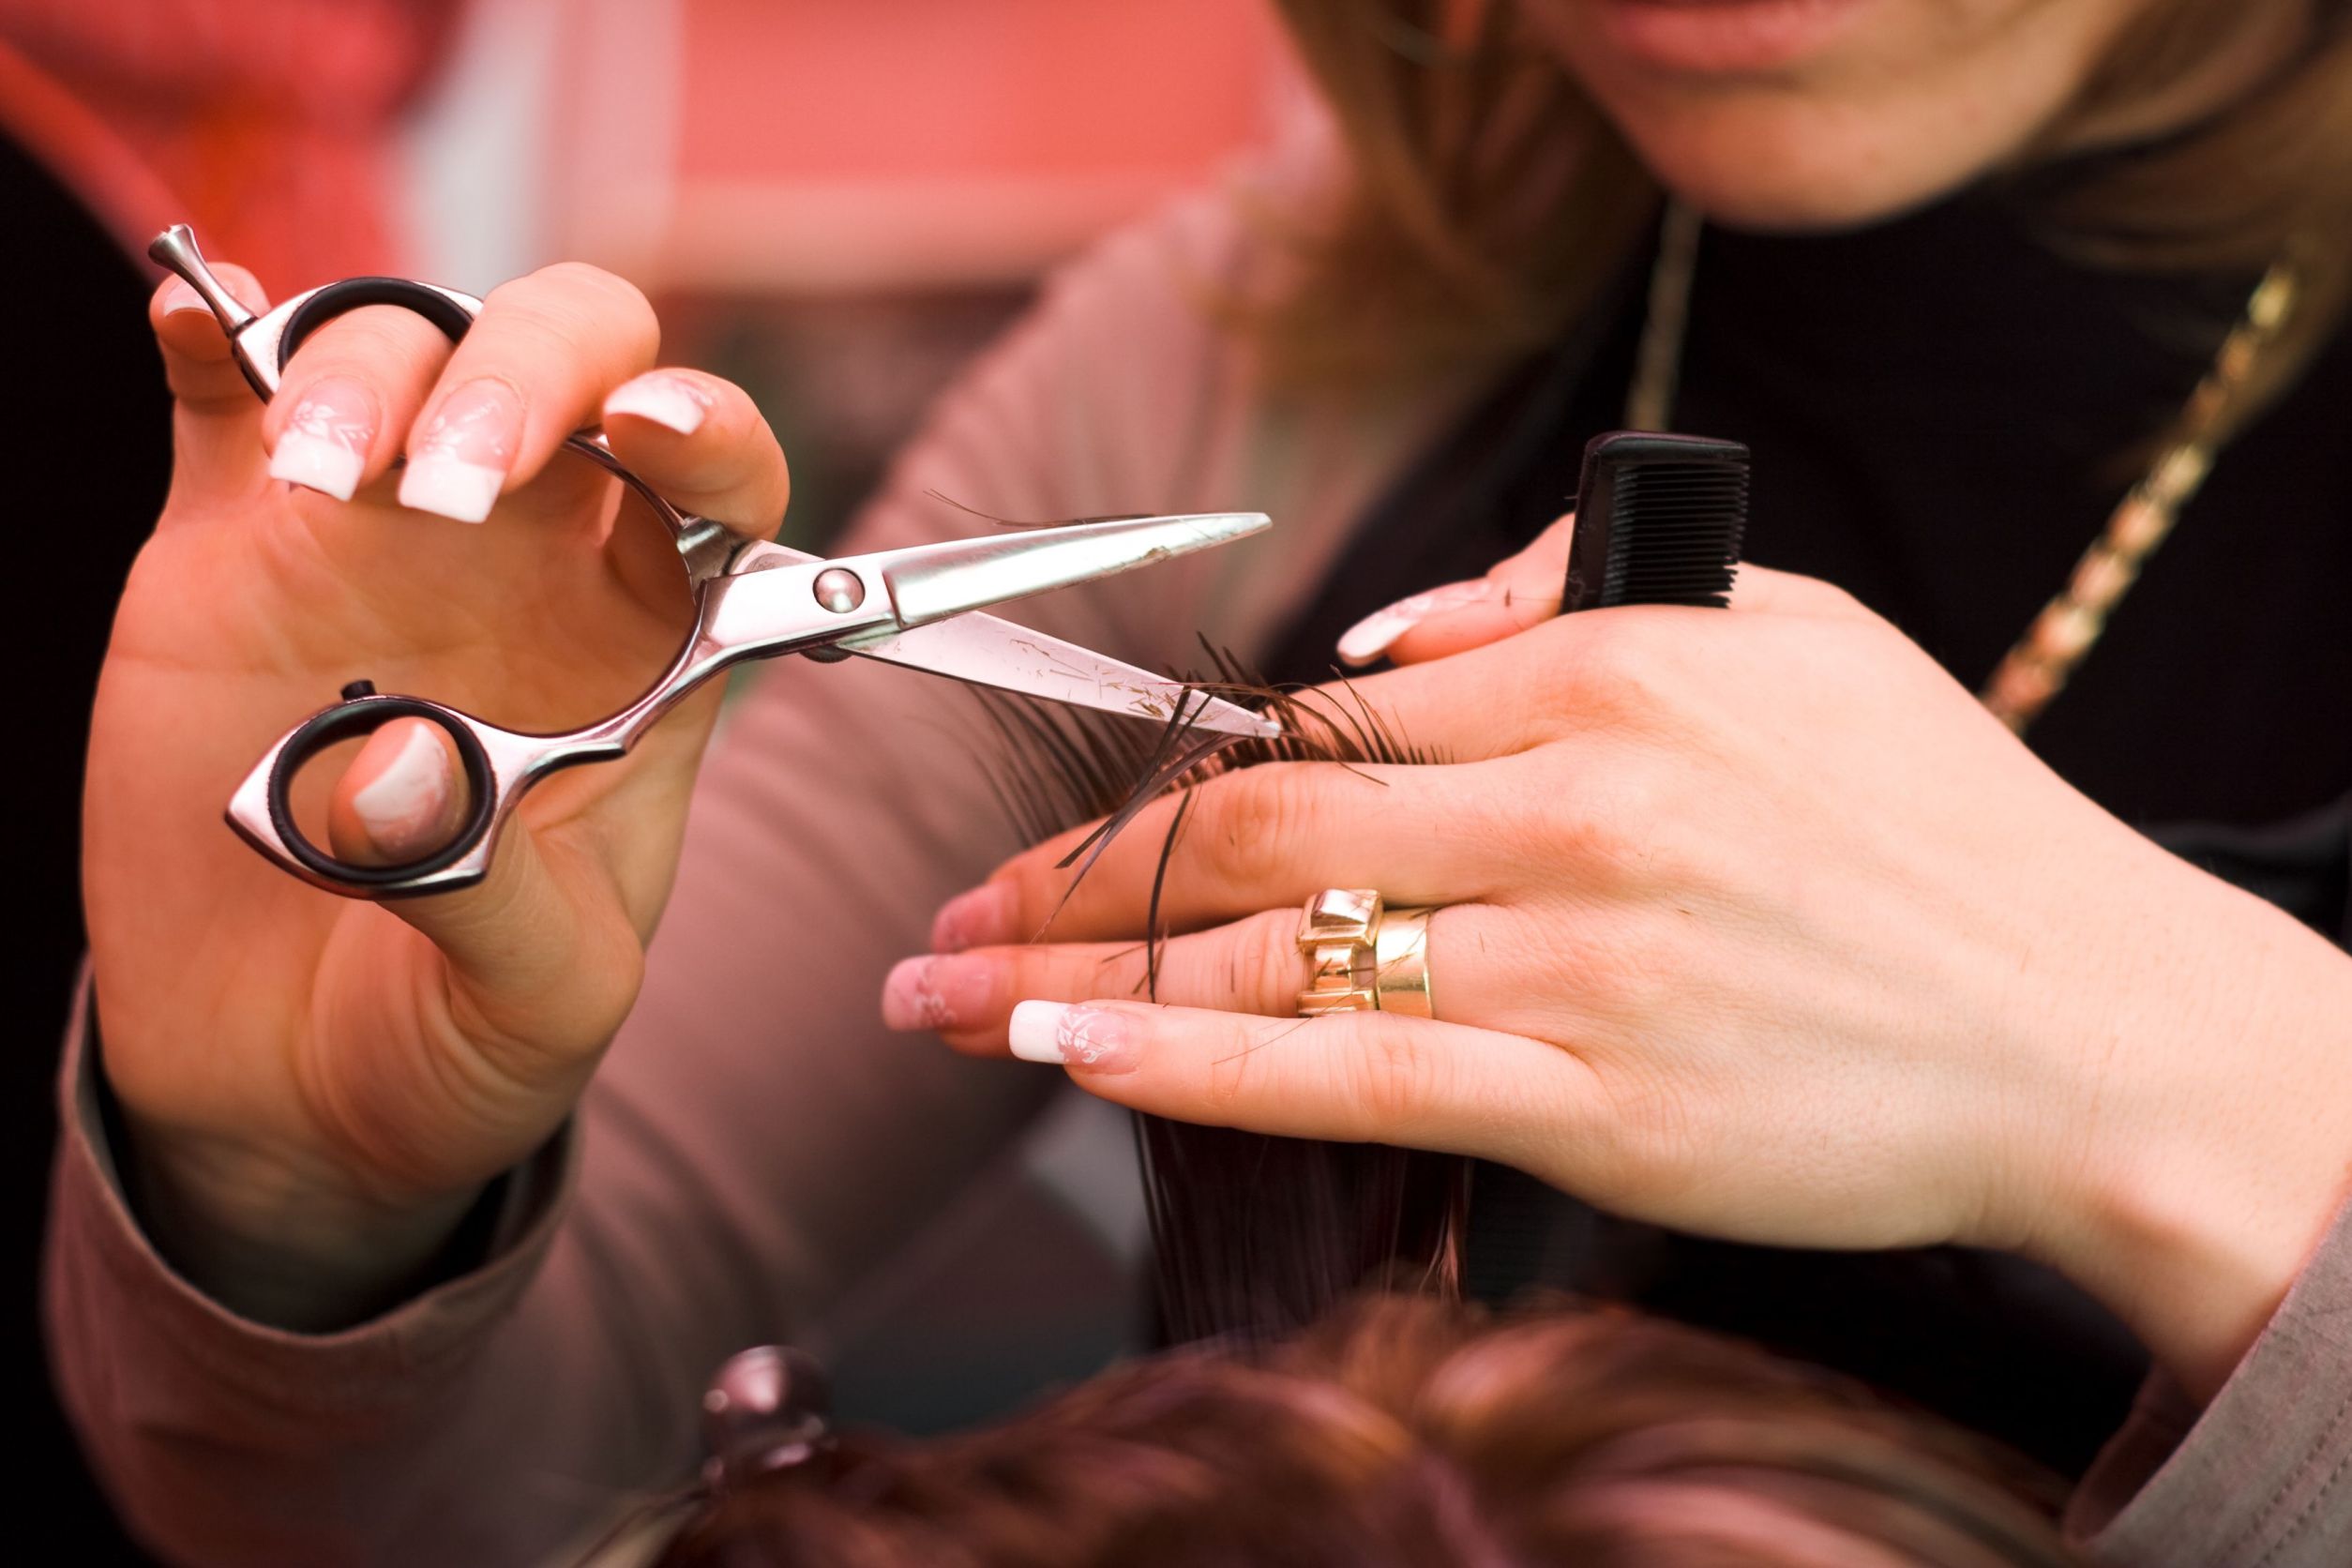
1295, 888, 1439, 1020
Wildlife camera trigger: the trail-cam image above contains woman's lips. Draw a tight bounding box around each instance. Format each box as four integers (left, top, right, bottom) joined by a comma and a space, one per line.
1587, 0, 1870, 74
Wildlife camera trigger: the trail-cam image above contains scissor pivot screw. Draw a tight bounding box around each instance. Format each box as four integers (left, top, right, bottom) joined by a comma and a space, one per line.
341, 680, 377, 701
812, 568, 866, 613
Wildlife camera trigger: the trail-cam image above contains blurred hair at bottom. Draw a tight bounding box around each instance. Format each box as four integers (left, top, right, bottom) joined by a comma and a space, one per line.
653, 1291, 2080, 1568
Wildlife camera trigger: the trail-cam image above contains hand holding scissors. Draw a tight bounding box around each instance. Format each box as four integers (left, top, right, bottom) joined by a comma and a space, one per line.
150, 226, 1274, 899
86, 234, 1272, 1325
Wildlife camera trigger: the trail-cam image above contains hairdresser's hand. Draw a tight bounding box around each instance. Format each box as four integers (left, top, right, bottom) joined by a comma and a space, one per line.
899, 516, 2352, 1402
84, 262, 789, 1328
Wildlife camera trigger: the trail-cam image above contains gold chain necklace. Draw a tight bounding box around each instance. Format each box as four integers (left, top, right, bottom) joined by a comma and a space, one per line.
1625, 202, 2300, 737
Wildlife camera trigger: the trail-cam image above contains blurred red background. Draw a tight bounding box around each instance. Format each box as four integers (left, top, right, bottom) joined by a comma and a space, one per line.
2, 0, 1294, 290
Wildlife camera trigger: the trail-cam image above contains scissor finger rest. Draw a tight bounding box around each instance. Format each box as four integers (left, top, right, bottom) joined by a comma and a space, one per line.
229, 667, 717, 899
250, 690, 502, 891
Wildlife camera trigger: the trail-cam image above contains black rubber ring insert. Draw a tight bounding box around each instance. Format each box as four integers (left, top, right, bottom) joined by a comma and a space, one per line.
265, 697, 497, 887
278, 279, 476, 370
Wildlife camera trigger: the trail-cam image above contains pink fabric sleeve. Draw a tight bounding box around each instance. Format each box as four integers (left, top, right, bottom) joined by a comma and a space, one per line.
46, 149, 1463, 1566
2067, 1184, 2352, 1567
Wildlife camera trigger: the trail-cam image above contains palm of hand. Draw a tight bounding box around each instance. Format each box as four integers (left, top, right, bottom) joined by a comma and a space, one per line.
88, 455, 703, 1205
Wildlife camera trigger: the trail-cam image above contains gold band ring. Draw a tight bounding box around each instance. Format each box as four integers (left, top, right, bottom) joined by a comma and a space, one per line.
1295, 889, 1438, 1019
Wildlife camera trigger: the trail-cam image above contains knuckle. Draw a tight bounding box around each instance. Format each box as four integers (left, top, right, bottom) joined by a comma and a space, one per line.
288, 304, 450, 381
546, 258, 652, 312
485, 264, 659, 361
1190, 767, 1325, 892
1048, 944, 1121, 1004
550, 262, 657, 339
1009, 867, 1067, 938
1534, 763, 1660, 881
478, 295, 594, 357
1452, 775, 1548, 874
1556, 621, 1672, 717
1810, 579, 1868, 619
1755, 569, 1875, 626
1334, 1022, 1440, 1134
1230, 910, 1306, 1014
1580, 1062, 1706, 1207
1526, 908, 1684, 1028
1199, 1031, 1262, 1118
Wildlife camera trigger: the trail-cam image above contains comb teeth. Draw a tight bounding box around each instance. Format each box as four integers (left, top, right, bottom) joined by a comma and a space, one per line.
1598, 462, 1749, 609
1563, 431, 1751, 614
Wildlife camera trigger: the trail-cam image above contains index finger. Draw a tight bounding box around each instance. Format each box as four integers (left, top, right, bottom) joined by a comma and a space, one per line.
1361, 511, 1575, 669
1364, 527, 1868, 671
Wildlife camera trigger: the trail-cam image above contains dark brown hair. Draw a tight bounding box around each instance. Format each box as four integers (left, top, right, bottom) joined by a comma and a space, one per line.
654, 1295, 2080, 1568
975, 670, 1467, 1344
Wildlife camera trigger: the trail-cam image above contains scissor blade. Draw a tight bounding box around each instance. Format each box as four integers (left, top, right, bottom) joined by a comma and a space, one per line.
858, 512, 1270, 628
733, 540, 1279, 738
842, 613, 1281, 738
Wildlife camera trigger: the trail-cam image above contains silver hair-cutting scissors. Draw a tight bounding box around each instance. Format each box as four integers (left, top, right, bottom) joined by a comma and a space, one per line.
149, 225, 1279, 901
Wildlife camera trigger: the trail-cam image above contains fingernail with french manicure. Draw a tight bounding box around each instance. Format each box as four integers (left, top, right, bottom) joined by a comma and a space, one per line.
1008, 1002, 1142, 1074
353, 723, 451, 853
400, 379, 520, 522
605, 374, 714, 436
1335, 579, 1493, 666
932, 882, 1017, 953
882, 955, 997, 1032
269, 378, 375, 501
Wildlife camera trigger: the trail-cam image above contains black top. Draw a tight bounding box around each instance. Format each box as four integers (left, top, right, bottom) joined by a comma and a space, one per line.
1268, 181, 2352, 1479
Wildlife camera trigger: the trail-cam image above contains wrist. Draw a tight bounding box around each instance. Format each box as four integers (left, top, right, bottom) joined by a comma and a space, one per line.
115, 1110, 488, 1334
2054, 1142, 2347, 1405
2022, 873, 2352, 1402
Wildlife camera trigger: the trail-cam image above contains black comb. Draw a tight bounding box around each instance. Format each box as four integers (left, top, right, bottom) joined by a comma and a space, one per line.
1563, 430, 1750, 612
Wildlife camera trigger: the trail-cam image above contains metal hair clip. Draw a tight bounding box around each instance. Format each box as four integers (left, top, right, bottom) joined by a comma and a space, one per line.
701, 1345, 835, 1488
147, 225, 1280, 900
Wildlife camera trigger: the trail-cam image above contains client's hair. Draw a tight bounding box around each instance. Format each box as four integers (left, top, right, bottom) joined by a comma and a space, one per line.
975, 666, 1467, 1344
654, 1294, 2078, 1567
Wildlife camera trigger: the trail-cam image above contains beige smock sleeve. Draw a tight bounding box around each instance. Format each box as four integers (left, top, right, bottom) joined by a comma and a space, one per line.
2066, 1184, 2352, 1567
43, 145, 1463, 1567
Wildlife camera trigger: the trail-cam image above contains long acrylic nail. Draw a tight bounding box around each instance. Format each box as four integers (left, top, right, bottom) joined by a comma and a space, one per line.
1335, 579, 1493, 667
399, 379, 521, 522
269, 378, 376, 501
881, 955, 998, 1032
931, 882, 1017, 953
605, 373, 714, 436
1008, 1002, 1142, 1074
352, 723, 452, 854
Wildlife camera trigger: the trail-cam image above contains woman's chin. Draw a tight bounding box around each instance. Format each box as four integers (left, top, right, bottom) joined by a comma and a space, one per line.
1610, 107, 1995, 233
1526, 0, 2088, 232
